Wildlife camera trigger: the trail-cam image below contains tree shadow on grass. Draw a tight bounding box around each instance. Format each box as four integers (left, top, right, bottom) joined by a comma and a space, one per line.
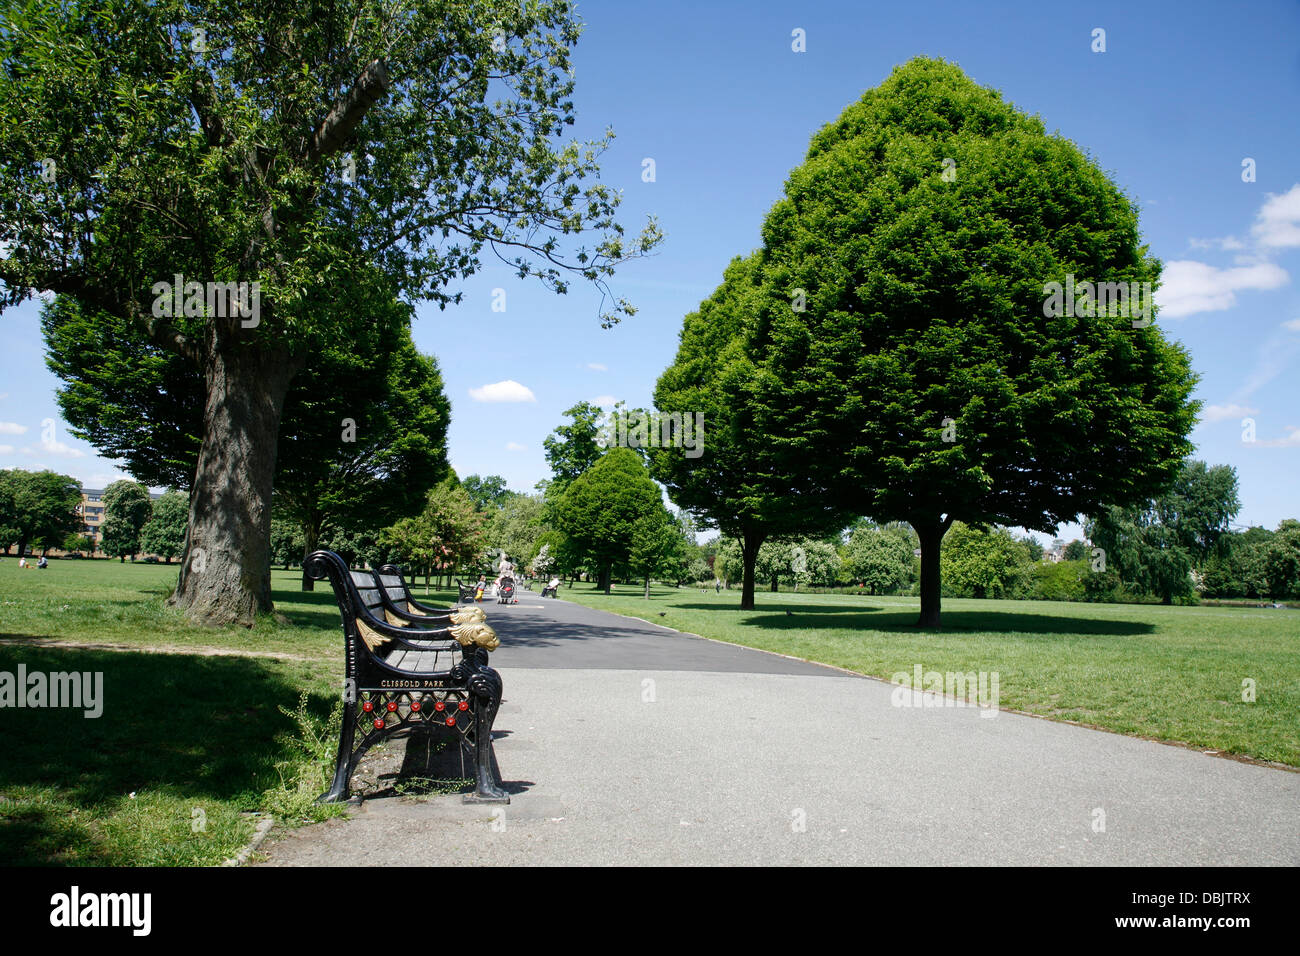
672, 602, 890, 614
0, 644, 331, 864
732, 608, 1156, 637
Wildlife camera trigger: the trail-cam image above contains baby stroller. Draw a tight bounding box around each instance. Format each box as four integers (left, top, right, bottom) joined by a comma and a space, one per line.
497, 575, 516, 605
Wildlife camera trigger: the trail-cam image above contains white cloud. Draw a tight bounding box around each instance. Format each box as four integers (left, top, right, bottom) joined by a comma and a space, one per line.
1256, 426, 1300, 448
468, 380, 536, 403
85, 472, 129, 487
0, 421, 27, 435
1188, 236, 1246, 251
1156, 260, 1288, 318
505, 442, 526, 451
1282, 318, 1300, 331
590, 395, 618, 408
19, 435, 87, 458
39, 437, 86, 458
586, 362, 607, 371
1201, 403, 1259, 423
1237, 333, 1300, 399
0, 444, 13, 454
1251, 184, 1300, 249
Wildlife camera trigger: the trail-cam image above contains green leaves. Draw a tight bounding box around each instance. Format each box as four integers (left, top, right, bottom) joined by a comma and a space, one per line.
556, 448, 663, 584
1, 0, 660, 341
0, 469, 83, 554
140, 490, 189, 561
1086, 459, 1243, 603
752, 56, 1197, 532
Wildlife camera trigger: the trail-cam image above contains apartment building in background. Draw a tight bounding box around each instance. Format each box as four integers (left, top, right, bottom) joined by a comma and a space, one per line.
72, 487, 162, 556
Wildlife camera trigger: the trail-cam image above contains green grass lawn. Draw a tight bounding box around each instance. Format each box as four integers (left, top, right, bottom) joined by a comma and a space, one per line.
3, 560, 1296, 864
0, 559, 462, 865
561, 581, 1300, 767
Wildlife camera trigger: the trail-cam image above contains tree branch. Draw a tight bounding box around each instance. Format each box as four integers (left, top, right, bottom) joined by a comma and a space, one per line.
305, 59, 390, 163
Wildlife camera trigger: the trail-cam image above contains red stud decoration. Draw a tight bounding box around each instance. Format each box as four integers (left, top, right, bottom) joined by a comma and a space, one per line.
411, 700, 422, 712
362, 700, 373, 712
434, 700, 446, 712
446, 716, 456, 727
386, 700, 398, 712
373, 718, 385, 730
457, 700, 469, 711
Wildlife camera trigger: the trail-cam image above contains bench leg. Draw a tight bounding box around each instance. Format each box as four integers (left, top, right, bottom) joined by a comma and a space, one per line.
463, 668, 509, 803
317, 702, 358, 804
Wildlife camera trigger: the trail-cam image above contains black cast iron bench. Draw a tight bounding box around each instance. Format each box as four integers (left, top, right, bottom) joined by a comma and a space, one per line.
306, 550, 510, 804
372, 565, 480, 626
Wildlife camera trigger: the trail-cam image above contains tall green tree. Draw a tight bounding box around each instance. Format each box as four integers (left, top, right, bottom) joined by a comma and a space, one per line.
140, 489, 189, 562
530, 528, 584, 585
46, 292, 451, 589
0, 470, 82, 556
1202, 526, 1273, 599
484, 493, 548, 571
1263, 520, 1300, 600
462, 475, 514, 513
275, 320, 451, 589
1086, 504, 1194, 604
713, 536, 743, 587
101, 480, 153, 562
1086, 459, 1240, 604
557, 448, 662, 593
0, 471, 19, 554
746, 57, 1198, 625
1063, 539, 1089, 562
4, 468, 83, 554
381, 479, 484, 588
269, 515, 304, 571
543, 402, 608, 490
42, 297, 203, 490
1, 0, 659, 625
653, 254, 849, 609
1158, 460, 1241, 564
628, 506, 687, 598
844, 523, 917, 595
940, 523, 1035, 599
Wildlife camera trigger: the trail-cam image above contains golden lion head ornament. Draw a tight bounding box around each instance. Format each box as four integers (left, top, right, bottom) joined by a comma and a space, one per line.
448, 622, 499, 651
448, 606, 486, 625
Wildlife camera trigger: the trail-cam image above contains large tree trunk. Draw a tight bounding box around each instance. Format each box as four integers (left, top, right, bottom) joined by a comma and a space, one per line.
915, 518, 952, 628
770, 574, 778, 592
599, 563, 611, 594
740, 528, 765, 611
643, 573, 650, 599
172, 345, 295, 626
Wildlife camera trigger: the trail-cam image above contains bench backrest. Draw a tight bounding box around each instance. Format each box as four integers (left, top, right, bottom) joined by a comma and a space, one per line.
305, 551, 469, 682
375, 571, 414, 613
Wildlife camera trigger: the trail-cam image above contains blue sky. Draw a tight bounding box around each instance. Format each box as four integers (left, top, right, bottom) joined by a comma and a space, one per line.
2, 0, 1297, 542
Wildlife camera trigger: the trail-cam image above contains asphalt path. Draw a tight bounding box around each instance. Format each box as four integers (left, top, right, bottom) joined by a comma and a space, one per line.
258, 593, 1300, 866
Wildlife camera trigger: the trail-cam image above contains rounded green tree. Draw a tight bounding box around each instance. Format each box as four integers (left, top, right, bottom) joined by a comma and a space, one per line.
750, 57, 1198, 626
